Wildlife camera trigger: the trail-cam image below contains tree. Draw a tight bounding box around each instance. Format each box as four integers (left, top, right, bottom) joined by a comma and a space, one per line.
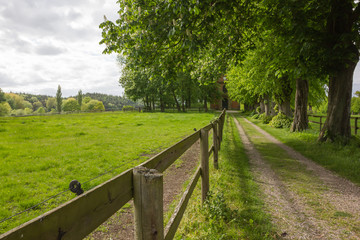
62, 98, 80, 112
0, 88, 5, 102
83, 96, 92, 104
0, 102, 11, 116
101, 0, 359, 143
77, 90, 83, 109
82, 100, 105, 112
46, 97, 57, 111
33, 101, 43, 111
56, 85, 62, 113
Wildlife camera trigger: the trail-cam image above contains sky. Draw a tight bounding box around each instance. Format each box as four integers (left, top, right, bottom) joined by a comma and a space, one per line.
0, 1, 359, 97
0, 0, 123, 97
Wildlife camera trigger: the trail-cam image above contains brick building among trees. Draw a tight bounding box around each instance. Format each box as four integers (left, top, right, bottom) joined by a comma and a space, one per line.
210, 76, 240, 110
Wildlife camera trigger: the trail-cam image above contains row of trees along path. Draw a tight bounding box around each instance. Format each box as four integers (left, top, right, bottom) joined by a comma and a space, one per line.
232, 114, 360, 239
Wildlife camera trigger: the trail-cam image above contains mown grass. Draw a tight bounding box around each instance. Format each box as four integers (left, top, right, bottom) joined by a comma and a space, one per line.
241, 113, 360, 186
174, 115, 275, 239
0, 111, 216, 234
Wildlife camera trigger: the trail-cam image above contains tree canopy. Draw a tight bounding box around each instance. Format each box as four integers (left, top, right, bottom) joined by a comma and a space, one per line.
101, 0, 360, 142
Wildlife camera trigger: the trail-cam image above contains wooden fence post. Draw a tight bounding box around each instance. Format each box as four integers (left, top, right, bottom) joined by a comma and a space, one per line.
200, 128, 209, 203
212, 121, 219, 169
133, 166, 164, 240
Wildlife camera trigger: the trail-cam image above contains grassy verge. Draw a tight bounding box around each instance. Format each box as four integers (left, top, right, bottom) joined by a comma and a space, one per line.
0, 111, 216, 233
241, 113, 360, 186
174, 115, 275, 239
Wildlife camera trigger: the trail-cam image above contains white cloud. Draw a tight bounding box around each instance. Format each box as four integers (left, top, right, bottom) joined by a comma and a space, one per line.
0, 0, 123, 97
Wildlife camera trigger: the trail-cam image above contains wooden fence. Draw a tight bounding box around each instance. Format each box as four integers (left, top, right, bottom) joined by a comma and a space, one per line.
308, 114, 359, 135
0, 110, 226, 240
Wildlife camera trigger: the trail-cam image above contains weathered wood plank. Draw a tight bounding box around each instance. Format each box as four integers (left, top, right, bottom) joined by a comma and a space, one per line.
202, 123, 213, 132
164, 167, 201, 240
0, 169, 133, 240
141, 130, 200, 172
212, 122, 219, 169
208, 145, 214, 157
200, 129, 209, 203
133, 167, 163, 240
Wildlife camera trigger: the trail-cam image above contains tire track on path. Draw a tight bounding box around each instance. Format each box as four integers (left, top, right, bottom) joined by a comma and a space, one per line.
233, 115, 360, 239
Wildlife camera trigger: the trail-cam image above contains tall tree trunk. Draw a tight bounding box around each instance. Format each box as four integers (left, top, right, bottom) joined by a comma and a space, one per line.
291, 78, 309, 132
204, 98, 208, 112
318, 62, 356, 142
259, 99, 265, 113
264, 94, 270, 116
279, 100, 292, 117
172, 91, 181, 112
318, 0, 358, 143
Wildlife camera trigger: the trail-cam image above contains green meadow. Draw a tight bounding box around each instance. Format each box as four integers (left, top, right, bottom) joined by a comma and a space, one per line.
0, 111, 216, 233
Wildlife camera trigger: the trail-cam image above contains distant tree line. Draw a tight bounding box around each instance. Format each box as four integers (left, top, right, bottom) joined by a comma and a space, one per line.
0, 86, 140, 116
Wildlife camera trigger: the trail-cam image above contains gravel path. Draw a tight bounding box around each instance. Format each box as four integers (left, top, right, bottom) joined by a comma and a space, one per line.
233, 115, 360, 240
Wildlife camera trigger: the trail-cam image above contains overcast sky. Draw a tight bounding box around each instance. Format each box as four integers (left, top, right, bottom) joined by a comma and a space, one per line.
0, 0, 122, 97
0, 1, 359, 97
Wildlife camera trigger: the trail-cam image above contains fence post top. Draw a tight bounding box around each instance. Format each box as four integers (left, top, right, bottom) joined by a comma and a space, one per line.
133, 166, 162, 179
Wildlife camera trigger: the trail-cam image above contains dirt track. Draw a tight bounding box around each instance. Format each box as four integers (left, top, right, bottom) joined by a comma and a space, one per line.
87, 141, 200, 240
233, 115, 360, 240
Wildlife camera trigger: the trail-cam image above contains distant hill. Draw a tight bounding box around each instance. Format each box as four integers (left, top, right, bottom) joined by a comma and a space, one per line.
15, 92, 141, 111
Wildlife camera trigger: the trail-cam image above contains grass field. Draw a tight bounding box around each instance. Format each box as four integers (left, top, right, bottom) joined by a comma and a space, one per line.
0, 111, 216, 234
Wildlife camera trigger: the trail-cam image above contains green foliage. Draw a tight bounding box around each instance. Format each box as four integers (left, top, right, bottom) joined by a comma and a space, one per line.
273, 104, 279, 113
5, 93, 25, 109
83, 96, 92, 104
46, 98, 56, 111
33, 101, 43, 111
122, 105, 135, 111
0, 89, 5, 102
81, 100, 105, 112
269, 112, 292, 128
203, 192, 235, 222
77, 90, 83, 109
24, 108, 33, 115
259, 113, 273, 124
351, 97, 360, 114
0, 102, 12, 116
23, 101, 32, 110
56, 85, 62, 113
62, 98, 79, 112
252, 113, 260, 119
35, 107, 46, 114
0, 112, 215, 233
256, 106, 261, 114
10, 109, 25, 116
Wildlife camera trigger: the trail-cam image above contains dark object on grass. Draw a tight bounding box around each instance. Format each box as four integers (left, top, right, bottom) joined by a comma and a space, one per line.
69, 180, 84, 196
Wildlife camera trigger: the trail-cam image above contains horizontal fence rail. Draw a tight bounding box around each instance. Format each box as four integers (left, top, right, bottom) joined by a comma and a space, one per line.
0, 109, 226, 240
308, 114, 359, 135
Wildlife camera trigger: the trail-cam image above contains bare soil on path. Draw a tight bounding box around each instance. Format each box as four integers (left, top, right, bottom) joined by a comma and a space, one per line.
233, 115, 360, 240
87, 141, 200, 240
